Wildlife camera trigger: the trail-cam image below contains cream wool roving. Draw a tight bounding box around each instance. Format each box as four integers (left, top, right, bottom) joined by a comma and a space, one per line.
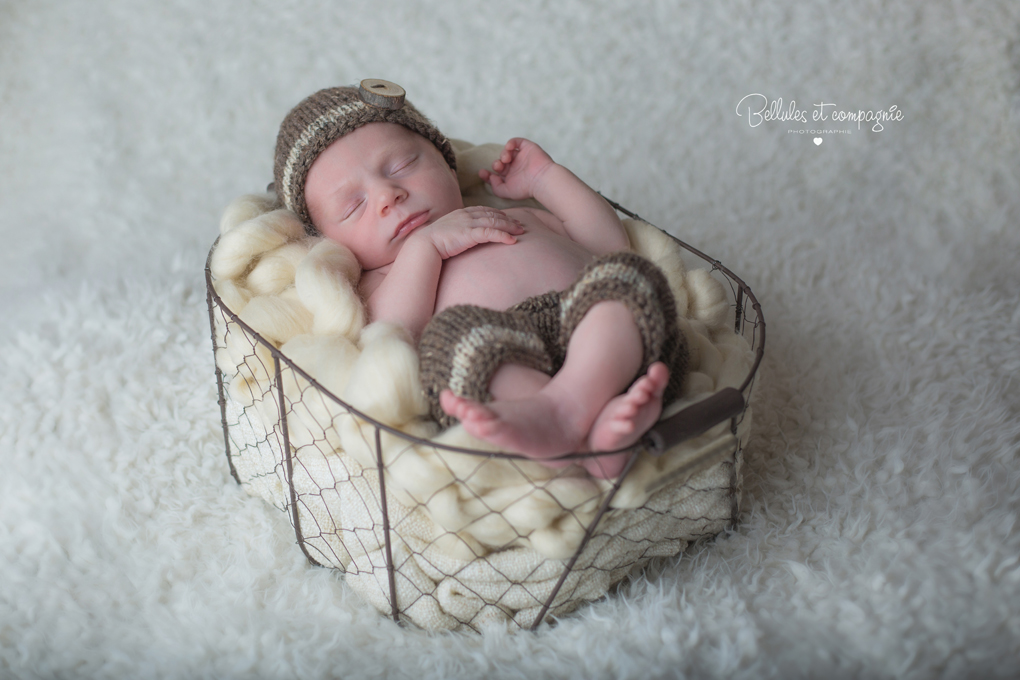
209, 139, 755, 630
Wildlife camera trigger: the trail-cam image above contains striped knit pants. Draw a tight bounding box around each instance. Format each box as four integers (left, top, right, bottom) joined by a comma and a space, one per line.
418, 251, 688, 428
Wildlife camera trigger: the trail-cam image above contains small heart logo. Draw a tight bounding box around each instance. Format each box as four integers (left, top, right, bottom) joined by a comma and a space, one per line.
813, 137, 823, 145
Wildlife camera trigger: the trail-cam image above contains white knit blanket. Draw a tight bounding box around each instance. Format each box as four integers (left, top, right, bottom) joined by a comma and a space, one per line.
208, 141, 755, 630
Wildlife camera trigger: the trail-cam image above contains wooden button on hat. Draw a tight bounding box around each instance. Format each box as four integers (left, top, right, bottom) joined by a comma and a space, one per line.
358, 79, 406, 110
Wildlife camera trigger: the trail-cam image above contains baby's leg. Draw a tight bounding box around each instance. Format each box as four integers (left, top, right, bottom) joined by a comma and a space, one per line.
441, 300, 655, 460
418, 304, 556, 430
582, 361, 670, 478
443, 251, 688, 478
486, 362, 553, 400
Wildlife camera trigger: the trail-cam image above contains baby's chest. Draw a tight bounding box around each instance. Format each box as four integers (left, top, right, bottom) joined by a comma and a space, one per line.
435, 217, 594, 313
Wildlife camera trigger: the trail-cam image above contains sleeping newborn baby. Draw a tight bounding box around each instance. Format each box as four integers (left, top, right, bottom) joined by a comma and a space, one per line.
273, 80, 688, 478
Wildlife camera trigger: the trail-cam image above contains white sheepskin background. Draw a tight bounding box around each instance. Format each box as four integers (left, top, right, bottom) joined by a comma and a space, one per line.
2, 1, 1019, 678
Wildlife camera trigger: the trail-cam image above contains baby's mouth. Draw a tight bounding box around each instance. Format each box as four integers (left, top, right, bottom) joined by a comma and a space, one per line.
393, 210, 430, 239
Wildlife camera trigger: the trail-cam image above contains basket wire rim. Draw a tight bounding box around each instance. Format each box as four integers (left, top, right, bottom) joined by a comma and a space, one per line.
205, 198, 765, 463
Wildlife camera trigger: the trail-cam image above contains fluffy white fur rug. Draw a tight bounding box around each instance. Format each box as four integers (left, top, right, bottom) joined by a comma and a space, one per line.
2, 1, 1018, 678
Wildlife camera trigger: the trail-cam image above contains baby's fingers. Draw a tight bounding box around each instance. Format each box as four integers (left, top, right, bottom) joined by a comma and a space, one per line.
478, 168, 504, 186
467, 207, 522, 232
480, 170, 505, 191
489, 157, 509, 174
476, 227, 518, 244
482, 213, 522, 238
462, 205, 508, 217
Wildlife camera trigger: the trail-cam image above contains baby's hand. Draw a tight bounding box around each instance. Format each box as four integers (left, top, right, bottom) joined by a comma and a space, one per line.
417, 206, 523, 259
479, 138, 556, 201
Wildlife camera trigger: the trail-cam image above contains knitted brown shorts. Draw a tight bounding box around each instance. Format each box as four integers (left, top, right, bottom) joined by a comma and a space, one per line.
418, 251, 689, 428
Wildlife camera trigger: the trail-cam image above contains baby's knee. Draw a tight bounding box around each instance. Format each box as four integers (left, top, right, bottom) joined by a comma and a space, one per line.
418, 304, 556, 427
558, 252, 689, 403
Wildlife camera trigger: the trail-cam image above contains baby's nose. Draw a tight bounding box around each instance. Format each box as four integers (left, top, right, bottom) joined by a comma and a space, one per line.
377, 185, 406, 213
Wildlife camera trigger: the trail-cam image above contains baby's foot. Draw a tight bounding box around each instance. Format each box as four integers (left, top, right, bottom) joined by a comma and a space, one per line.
583, 362, 670, 479
439, 389, 587, 460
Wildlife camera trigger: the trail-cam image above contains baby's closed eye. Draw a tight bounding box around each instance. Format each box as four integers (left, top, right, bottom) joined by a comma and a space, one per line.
389, 154, 418, 175
341, 198, 364, 220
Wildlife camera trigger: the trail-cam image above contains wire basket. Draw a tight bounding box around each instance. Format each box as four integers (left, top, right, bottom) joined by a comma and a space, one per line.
205, 198, 765, 632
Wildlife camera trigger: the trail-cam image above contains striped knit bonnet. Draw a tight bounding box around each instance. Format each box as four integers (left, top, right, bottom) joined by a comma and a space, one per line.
273, 79, 457, 233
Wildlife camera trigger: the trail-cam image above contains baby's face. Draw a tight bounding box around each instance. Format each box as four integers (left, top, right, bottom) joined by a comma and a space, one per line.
305, 122, 463, 271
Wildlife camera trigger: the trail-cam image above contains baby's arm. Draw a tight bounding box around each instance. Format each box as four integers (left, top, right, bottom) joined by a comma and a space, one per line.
366, 207, 523, 339
480, 139, 629, 255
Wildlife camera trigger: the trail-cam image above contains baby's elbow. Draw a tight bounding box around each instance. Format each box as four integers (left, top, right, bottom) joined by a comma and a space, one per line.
590, 228, 630, 256
609, 229, 631, 252
398, 306, 434, 345
407, 318, 429, 346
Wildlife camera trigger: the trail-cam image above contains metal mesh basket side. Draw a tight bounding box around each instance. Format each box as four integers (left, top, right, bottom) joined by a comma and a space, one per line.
204, 202, 765, 631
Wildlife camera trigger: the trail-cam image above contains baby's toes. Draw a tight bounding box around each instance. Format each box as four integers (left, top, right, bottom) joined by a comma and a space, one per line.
612, 400, 640, 423
440, 390, 478, 422
466, 416, 500, 439
610, 419, 636, 435
440, 390, 463, 416
626, 379, 655, 406
647, 362, 670, 392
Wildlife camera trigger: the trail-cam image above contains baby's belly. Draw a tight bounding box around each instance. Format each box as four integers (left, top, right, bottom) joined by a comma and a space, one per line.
435, 224, 595, 313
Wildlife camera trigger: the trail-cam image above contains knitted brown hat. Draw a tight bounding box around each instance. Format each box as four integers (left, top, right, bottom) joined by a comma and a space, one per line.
273, 79, 457, 233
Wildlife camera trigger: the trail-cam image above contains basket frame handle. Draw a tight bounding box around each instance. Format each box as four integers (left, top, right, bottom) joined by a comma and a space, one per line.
643, 386, 745, 456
